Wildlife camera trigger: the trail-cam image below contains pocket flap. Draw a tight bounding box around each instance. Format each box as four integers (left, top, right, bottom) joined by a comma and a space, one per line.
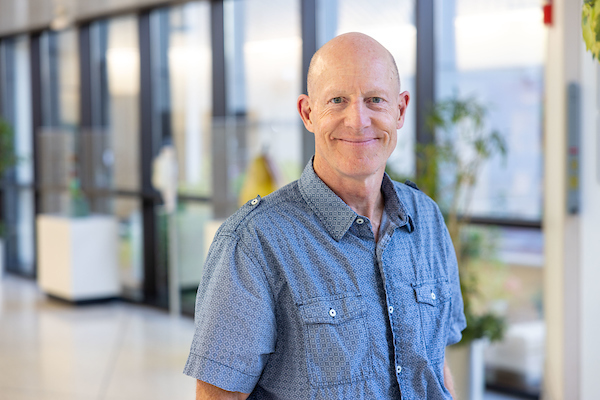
299, 294, 365, 325
412, 281, 451, 307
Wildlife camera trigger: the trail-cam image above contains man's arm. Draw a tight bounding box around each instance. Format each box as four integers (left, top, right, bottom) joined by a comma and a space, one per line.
443, 358, 456, 399
196, 380, 250, 400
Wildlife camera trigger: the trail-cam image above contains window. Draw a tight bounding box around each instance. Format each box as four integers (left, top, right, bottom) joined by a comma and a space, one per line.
0, 35, 35, 276
167, 2, 213, 198
435, 0, 545, 221
224, 0, 303, 202
37, 28, 80, 215
87, 15, 143, 299
155, 1, 214, 313
104, 16, 141, 192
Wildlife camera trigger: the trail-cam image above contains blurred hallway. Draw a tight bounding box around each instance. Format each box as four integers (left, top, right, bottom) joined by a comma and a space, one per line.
0, 275, 196, 400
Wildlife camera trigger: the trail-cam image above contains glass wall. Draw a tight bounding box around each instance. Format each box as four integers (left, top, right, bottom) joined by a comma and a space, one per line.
87, 15, 144, 299
168, 2, 213, 198
436, 0, 544, 221
116, 197, 144, 301
38, 28, 80, 215
39, 29, 80, 129
317, 0, 417, 177
105, 17, 141, 193
224, 0, 303, 203
0, 35, 35, 276
154, 2, 214, 312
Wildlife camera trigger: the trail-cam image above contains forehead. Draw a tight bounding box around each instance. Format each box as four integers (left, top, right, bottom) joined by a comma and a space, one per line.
314, 55, 397, 97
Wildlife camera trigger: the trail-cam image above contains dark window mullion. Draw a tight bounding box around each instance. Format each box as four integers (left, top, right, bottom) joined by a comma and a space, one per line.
78, 23, 95, 206
415, 0, 435, 176
210, 1, 229, 219
29, 32, 43, 278
301, 0, 317, 167
79, 24, 93, 129
138, 11, 160, 305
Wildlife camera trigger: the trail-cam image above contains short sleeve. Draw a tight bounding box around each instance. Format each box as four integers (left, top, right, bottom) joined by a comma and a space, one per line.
443, 225, 467, 346
183, 233, 276, 393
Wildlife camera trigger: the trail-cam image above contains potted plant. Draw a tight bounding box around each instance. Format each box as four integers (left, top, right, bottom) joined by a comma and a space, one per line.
0, 117, 19, 277
387, 94, 507, 399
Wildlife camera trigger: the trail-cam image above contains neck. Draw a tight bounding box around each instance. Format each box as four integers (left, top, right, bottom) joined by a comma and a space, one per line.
313, 157, 386, 237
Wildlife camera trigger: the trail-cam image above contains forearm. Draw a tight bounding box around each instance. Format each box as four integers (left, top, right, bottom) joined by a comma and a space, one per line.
196, 380, 250, 400
443, 358, 456, 399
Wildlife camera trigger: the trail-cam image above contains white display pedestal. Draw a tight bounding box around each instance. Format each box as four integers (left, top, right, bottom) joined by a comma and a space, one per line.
37, 214, 119, 301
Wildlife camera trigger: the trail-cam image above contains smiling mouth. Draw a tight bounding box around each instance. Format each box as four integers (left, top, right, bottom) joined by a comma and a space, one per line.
338, 138, 378, 144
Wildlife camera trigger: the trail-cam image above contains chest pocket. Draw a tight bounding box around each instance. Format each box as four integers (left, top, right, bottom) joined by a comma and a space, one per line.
299, 294, 374, 386
413, 280, 452, 362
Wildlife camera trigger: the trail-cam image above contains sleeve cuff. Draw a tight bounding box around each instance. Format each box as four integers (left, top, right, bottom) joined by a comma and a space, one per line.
183, 353, 259, 394
446, 318, 467, 346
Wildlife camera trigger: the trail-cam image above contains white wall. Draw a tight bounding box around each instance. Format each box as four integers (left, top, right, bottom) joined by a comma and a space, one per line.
544, 0, 600, 399
579, 34, 600, 400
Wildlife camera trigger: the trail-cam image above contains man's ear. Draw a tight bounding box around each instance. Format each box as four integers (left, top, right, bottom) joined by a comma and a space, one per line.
396, 91, 410, 130
297, 94, 314, 132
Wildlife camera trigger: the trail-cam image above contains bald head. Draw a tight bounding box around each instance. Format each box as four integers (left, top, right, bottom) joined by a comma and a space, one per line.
306, 32, 400, 98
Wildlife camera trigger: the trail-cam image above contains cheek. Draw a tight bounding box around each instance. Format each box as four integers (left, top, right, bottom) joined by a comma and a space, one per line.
376, 114, 400, 136
389, 132, 398, 149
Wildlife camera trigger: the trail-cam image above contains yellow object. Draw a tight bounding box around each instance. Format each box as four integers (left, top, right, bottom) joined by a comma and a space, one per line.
238, 154, 279, 207
582, 1, 600, 61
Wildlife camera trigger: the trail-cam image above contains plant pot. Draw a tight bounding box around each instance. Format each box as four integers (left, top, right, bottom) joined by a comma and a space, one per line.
446, 338, 488, 400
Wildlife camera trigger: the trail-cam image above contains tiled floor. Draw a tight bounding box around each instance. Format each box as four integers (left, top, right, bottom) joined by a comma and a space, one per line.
0, 274, 521, 400
0, 274, 196, 400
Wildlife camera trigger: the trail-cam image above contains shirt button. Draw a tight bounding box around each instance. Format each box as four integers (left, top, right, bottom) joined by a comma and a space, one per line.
396, 365, 402, 374
329, 308, 337, 317
250, 198, 259, 206
431, 292, 436, 300
388, 306, 394, 314
356, 218, 364, 225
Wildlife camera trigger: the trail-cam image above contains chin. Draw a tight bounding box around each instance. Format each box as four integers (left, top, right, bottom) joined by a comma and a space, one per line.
338, 160, 383, 179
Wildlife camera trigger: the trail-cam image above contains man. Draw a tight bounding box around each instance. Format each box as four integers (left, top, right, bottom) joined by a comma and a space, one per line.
184, 32, 466, 399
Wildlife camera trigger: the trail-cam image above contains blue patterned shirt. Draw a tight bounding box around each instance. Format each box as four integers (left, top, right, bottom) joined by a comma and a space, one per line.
184, 160, 466, 399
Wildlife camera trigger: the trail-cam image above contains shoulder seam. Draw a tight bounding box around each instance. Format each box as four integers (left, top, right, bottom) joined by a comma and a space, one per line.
230, 185, 302, 233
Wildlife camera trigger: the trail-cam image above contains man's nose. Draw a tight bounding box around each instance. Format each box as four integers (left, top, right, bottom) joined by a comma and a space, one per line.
344, 100, 371, 131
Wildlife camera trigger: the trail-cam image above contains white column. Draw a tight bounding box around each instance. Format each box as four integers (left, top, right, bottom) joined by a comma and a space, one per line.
579, 21, 600, 400
544, 0, 568, 395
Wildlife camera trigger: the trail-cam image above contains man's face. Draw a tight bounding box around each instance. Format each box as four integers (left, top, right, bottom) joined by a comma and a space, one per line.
299, 49, 409, 183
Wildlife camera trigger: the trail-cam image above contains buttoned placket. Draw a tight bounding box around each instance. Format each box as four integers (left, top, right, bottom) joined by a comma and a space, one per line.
375, 221, 405, 396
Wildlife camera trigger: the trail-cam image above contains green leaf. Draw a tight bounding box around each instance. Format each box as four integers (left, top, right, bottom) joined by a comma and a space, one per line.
582, 0, 600, 61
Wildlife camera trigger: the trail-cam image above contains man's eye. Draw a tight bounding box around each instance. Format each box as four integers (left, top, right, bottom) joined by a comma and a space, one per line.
371, 97, 383, 104
330, 97, 343, 104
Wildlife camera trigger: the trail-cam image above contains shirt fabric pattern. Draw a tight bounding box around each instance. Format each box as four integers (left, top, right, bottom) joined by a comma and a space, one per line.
184, 160, 466, 399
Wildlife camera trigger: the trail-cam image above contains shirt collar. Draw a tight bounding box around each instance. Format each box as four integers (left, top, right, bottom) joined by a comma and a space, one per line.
298, 158, 414, 241
380, 173, 415, 233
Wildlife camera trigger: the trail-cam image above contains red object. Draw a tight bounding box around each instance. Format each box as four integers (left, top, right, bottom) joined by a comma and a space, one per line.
543, 3, 553, 26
